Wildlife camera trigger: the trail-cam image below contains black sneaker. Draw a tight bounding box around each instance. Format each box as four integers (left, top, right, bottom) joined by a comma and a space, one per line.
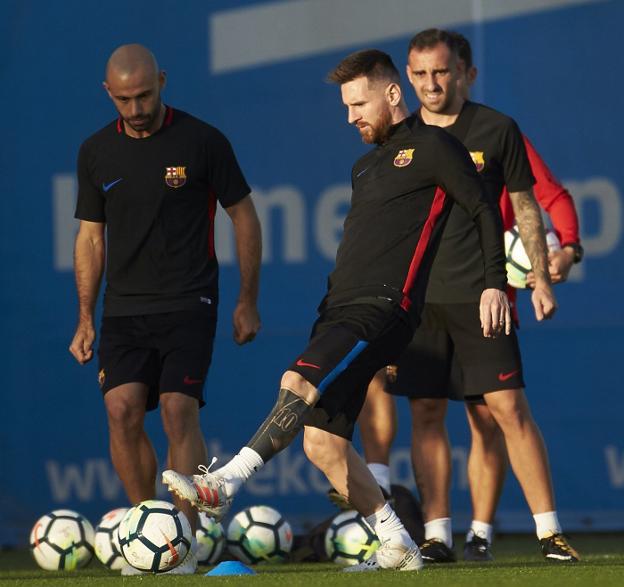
419, 538, 456, 563
463, 536, 493, 562
540, 533, 580, 562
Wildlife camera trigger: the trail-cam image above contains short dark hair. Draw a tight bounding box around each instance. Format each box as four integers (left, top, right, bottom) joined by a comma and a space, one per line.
407, 28, 461, 59
448, 31, 473, 69
328, 49, 400, 85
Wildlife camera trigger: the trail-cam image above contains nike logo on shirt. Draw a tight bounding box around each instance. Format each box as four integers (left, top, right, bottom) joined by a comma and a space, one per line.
102, 178, 123, 192
356, 167, 369, 178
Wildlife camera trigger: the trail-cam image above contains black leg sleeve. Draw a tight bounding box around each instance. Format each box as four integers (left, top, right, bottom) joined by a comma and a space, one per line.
247, 388, 313, 462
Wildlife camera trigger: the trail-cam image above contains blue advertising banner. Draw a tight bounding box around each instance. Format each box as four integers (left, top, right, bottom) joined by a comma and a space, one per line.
1, 0, 622, 545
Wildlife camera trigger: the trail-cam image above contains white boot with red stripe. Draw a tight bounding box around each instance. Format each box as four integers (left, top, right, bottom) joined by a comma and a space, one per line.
162, 460, 232, 521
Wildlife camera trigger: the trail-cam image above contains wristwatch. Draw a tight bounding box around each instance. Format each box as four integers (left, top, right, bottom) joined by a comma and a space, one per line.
563, 242, 584, 264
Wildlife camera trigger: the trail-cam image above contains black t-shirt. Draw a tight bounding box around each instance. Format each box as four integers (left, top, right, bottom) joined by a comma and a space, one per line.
425, 101, 535, 303
322, 114, 505, 326
75, 107, 250, 316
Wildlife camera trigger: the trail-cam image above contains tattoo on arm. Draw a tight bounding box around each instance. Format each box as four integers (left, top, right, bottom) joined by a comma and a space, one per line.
509, 188, 551, 284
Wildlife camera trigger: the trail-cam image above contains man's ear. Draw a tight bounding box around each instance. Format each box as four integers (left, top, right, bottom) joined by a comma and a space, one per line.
386, 82, 402, 106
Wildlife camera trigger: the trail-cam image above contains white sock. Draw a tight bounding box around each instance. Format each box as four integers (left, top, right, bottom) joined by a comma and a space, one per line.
216, 447, 264, 497
424, 517, 453, 548
190, 536, 198, 555
365, 503, 411, 545
367, 463, 391, 494
533, 511, 562, 539
466, 520, 493, 544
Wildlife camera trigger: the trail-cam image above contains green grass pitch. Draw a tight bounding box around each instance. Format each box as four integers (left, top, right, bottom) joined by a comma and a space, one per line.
1, 533, 622, 586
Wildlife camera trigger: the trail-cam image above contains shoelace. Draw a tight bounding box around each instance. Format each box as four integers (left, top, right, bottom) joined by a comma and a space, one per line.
197, 456, 218, 476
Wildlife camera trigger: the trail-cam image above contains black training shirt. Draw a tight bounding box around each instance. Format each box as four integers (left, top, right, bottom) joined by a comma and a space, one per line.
75, 107, 250, 316
425, 102, 535, 303
323, 114, 506, 326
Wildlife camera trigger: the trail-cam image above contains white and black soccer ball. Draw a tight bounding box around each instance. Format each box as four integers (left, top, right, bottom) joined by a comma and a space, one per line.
505, 225, 561, 289
29, 509, 95, 571
94, 507, 129, 570
226, 505, 293, 564
325, 510, 380, 566
196, 512, 225, 565
117, 500, 191, 573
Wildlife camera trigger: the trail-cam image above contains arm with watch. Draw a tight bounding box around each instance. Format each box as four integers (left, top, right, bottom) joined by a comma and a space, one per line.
520, 135, 583, 286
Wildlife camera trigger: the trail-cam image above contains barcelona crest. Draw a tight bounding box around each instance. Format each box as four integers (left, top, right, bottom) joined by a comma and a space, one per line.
165, 166, 187, 188
393, 149, 415, 168
469, 151, 485, 172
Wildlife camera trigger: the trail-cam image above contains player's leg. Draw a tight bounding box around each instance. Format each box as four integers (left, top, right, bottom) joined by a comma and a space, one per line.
98, 316, 159, 504
463, 401, 507, 561
303, 425, 422, 572
304, 426, 385, 515
358, 368, 397, 494
155, 308, 216, 534
409, 396, 455, 561
386, 304, 456, 561
161, 393, 207, 532
104, 382, 156, 503
450, 304, 579, 562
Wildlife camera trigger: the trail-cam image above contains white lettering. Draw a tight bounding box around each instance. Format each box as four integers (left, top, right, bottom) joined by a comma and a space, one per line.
52, 174, 78, 271
215, 186, 305, 264
315, 184, 350, 261
451, 446, 468, 490
46, 459, 101, 502
605, 446, 624, 488
564, 177, 622, 281
389, 448, 415, 490
277, 448, 308, 494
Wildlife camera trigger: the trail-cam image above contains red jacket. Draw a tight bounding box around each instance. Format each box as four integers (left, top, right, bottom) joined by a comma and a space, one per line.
499, 135, 580, 318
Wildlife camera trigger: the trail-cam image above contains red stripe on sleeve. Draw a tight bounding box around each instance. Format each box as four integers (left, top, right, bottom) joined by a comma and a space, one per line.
400, 187, 447, 310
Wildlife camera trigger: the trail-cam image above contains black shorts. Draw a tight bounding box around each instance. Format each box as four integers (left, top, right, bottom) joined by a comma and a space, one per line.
387, 302, 524, 402
290, 303, 413, 440
97, 309, 216, 412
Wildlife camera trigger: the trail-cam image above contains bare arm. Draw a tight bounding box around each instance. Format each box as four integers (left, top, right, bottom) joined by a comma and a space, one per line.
508, 188, 557, 320
225, 195, 262, 344
69, 220, 105, 364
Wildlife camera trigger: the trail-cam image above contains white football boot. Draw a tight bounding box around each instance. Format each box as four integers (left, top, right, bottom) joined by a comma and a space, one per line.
344, 538, 424, 572
162, 539, 199, 575
162, 461, 231, 521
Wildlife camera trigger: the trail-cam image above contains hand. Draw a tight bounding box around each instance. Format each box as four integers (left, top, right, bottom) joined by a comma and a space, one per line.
531, 281, 558, 321
69, 321, 96, 364
479, 288, 512, 338
233, 301, 261, 345
526, 247, 576, 287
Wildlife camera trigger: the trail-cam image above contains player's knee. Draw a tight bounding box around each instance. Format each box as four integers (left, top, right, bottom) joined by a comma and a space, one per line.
160, 394, 199, 442
105, 397, 143, 433
281, 370, 318, 403
486, 389, 532, 431
410, 398, 446, 427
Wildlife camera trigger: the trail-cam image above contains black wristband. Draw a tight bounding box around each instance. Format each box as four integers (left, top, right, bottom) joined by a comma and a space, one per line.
563, 243, 584, 264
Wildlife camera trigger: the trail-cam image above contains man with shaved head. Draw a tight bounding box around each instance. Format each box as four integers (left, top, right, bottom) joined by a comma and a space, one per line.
69, 44, 262, 575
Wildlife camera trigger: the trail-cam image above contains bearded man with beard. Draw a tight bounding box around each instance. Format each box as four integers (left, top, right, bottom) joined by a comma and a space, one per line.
163, 48, 509, 573
70, 44, 262, 575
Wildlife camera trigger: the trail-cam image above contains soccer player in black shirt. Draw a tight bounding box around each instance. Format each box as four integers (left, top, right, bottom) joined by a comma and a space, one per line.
358, 29, 578, 564
164, 49, 510, 572
69, 44, 262, 575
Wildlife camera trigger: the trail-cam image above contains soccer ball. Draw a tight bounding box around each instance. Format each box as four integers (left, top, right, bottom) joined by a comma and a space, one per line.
226, 505, 293, 564
504, 225, 561, 288
196, 512, 225, 565
325, 510, 380, 565
117, 500, 192, 573
94, 507, 129, 570
29, 509, 95, 570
